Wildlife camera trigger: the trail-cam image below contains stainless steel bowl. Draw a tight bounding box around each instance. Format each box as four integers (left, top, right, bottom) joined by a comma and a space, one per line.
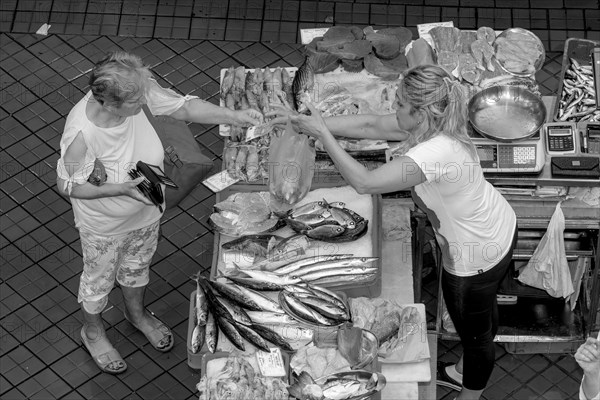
468, 85, 547, 142
493, 28, 546, 77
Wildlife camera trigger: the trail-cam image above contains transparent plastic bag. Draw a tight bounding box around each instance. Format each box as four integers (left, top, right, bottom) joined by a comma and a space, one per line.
268, 120, 316, 210
517, 202, 574, 298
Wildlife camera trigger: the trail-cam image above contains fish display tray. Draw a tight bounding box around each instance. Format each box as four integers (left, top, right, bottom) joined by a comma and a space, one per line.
553, 38, 600, 123
210, 185, 383, 299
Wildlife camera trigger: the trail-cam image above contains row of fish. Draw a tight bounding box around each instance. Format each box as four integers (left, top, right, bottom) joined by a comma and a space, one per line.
284, 199, 369, 242
280, 285, 351, 327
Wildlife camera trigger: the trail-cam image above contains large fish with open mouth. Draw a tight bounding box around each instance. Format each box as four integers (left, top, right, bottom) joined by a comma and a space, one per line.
292, 57, 315, 113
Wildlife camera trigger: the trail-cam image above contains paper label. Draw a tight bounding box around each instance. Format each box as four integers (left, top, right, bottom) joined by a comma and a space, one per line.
417, 21, 454, 49
202, 170, 240, 193
300, 28, 330, 44
256, 348, 286, 377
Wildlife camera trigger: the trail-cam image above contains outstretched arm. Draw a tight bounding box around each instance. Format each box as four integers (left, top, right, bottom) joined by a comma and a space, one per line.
169, 97, 263, 126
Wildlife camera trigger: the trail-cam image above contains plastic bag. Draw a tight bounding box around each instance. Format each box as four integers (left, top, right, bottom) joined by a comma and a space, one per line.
517, 202, 574, 298
268, 120, 315, 210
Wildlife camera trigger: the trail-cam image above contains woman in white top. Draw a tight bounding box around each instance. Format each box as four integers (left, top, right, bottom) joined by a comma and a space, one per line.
268, 64, 517, 400
56, 51, 262, 374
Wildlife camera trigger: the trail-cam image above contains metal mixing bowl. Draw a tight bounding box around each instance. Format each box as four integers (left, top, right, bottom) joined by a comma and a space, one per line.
467, 85, 547, 142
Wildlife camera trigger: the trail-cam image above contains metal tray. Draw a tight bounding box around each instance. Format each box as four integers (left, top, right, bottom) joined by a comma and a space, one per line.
493, 28, 545, 77
553, 38, 600, 123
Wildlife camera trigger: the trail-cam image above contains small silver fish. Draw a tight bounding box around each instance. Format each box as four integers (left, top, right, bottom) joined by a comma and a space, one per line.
190, 323, 205, 354
322, 379, 362, 400
303, 224, 345, 240
205, 311, 218, 353
281, 291, 335, 326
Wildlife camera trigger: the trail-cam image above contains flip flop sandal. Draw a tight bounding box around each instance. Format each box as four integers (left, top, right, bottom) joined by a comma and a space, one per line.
125, 310, 174, 353
80, 327, 127, 375
437, 361, 462, 391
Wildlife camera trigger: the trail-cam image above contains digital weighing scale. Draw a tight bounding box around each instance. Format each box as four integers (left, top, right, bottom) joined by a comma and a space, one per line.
468, 126, 546, 174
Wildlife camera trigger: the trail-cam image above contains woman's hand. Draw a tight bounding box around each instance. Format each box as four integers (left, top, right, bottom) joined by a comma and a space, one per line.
122, 177, 155, 206
288, 103, 330, 141
265, 103, 299, 128
232, 109, 263, 127
575, 336, 600, 375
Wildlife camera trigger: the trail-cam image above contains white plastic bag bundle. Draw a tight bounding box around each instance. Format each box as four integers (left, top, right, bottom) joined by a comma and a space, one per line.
517, 202, 574, 298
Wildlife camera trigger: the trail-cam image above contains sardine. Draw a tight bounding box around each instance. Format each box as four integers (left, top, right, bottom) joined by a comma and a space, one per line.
303, 224, 345, 240
205, 311, 218, 353
209, 280, 283, 313
216, 316, 245, 351
308, 284, 347, 309
246, 311, 297, 325
250, 324, 294, 352
190, 323, 205, 354
274, 255, 355, 276
292, 57, 315, 112
295, 294, 350, 321
281, 291, 336, 326
225, 275, 284, 291
234, 323, 270, 352
195, 277, 209, 325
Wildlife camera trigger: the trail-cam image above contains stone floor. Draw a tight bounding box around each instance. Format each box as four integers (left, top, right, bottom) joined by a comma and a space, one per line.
1, 1, 598, 399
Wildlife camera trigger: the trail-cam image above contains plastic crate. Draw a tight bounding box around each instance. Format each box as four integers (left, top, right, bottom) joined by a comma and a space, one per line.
553, 38, 600, 123
211, 186, 383, 299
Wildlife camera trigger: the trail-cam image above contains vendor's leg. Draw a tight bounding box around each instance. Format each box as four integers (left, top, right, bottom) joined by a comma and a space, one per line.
118, 221, 172, 350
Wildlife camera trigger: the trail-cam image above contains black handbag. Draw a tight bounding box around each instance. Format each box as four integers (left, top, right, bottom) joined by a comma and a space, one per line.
550, 156, 600, 179
142, 105, 216, 210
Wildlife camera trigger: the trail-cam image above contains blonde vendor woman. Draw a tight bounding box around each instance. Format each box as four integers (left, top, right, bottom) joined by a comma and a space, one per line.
268, 64, 517, 400
56, 51, 262, 374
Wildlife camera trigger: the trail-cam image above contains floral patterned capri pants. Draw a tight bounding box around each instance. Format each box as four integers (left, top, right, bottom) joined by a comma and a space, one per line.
78, 221, 160, 314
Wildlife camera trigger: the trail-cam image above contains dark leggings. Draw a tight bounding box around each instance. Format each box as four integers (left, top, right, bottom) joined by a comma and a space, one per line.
441, 228, 517, 391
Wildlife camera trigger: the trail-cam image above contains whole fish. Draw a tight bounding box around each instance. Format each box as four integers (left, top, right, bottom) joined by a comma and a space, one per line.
209, 280, 283, 313
281, 291, 336, 326
190, 323, 205, 353
269, 234, 311, 256
291, 257, 379, 279
309, 272, 377, 287
232, 66, 246, 103
225, 275, 284, 291
283, 284, 315, 296
325, 207, 356, 229
299, 265, 378, 283
216, 316, 245, 351
294, 294, 350, 321
198, 278, 247, 325
274, 255, 355, 276
322, 378, 362, 400
250, 324, 294, 352
218, 296, 253, 326
325, 200, 346, 209
222, 234, 283, 251
220, 66, 235, 99
260, 324, 314, 342
205, 311, 218, 353
289, 200, 328, 218
240, 269, 302, 286
195, 277, 209, 325
281, 68, 294, 105
246, 311, 297, 325
303, 224, 345, 240
292, 57, 315, 112
291, 213, 326, 226
308, 284, 347, 309
234, 323, 270, 352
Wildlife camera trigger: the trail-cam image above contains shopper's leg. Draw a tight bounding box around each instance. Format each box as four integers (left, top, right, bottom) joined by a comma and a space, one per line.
81, 303, 126, 373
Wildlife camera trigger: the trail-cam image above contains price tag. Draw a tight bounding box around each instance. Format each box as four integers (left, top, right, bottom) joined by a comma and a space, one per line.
202, 170, 240, 193
417, 21, 454, 49
300, 27, 330, 44
255, 348, 287, 377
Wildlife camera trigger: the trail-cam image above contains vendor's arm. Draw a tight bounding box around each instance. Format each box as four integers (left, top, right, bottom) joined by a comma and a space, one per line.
267, 104, 408, 141
576, 336, 600, 400
56, 131, 152, 205
290, 103, 424, 194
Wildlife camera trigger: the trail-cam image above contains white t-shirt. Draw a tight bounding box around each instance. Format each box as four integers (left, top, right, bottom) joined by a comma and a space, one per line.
56, 80, 197, 235
405, 134, 517, 276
